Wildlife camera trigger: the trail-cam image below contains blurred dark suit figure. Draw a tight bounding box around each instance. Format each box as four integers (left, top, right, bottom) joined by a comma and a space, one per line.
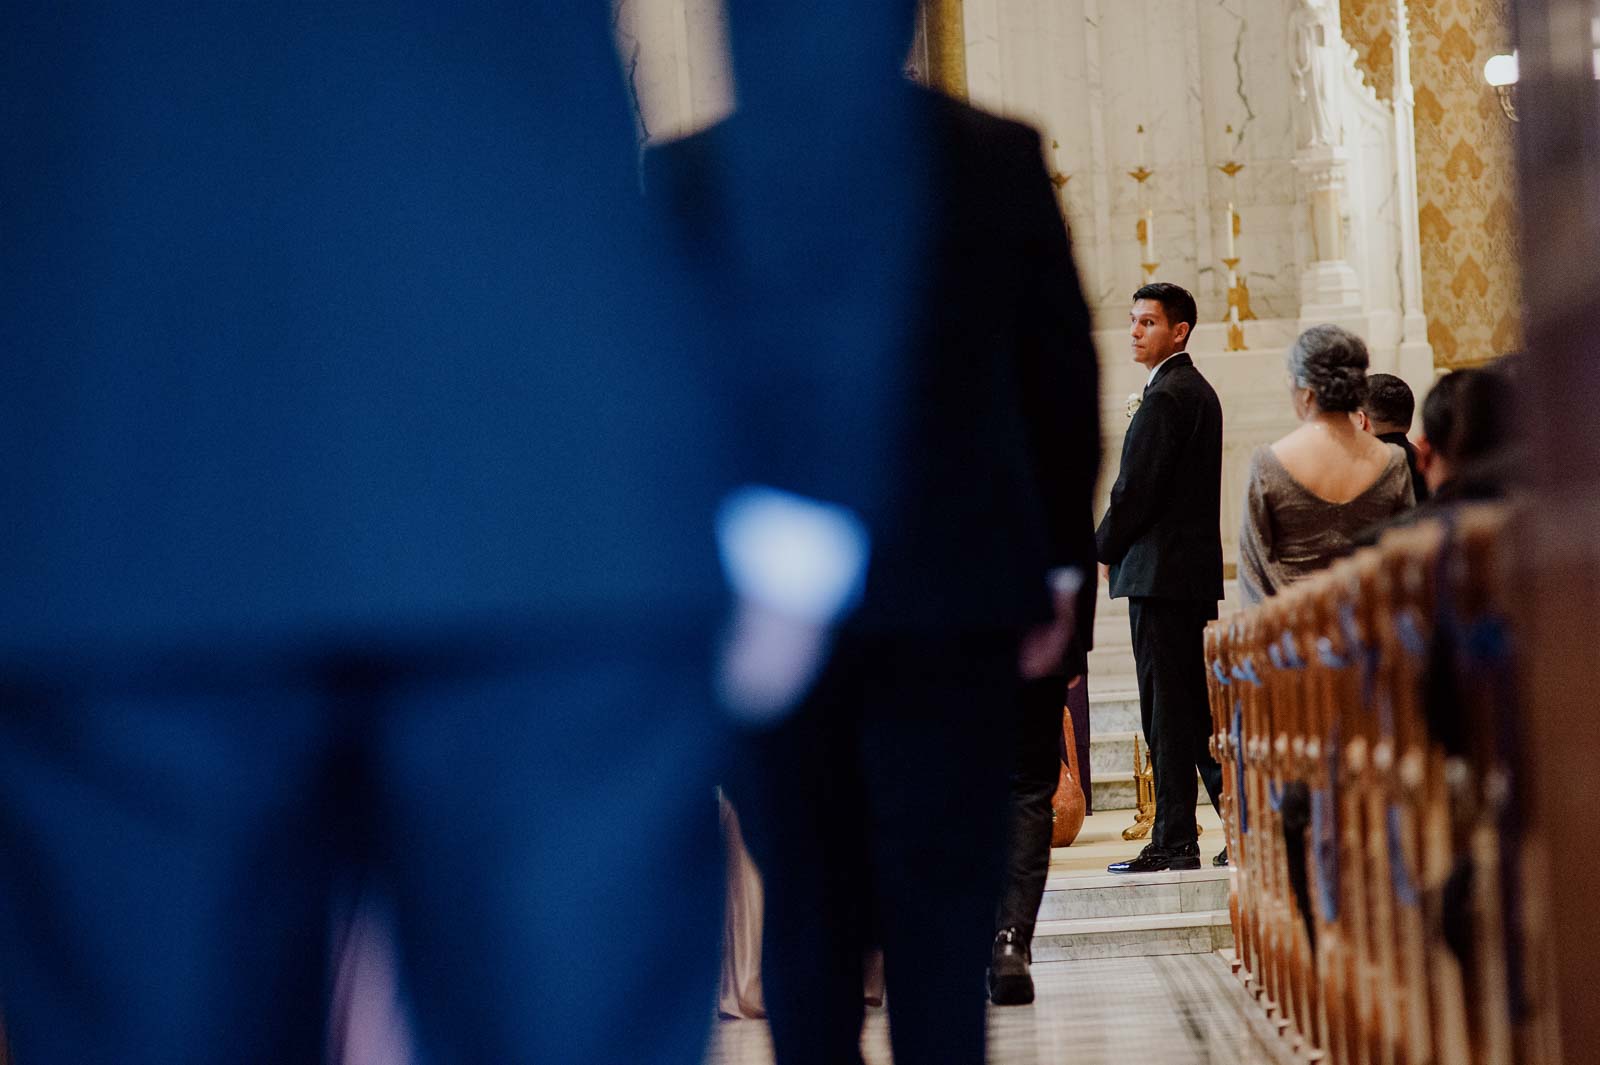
989, 616, 1095, 1005
651, 51, 1101, 1062
0, 5, 920, 1064
1096, 284, 1225, 872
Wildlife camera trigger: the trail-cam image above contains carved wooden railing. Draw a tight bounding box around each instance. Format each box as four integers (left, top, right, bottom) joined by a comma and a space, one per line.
1206, 506, 1550, 1065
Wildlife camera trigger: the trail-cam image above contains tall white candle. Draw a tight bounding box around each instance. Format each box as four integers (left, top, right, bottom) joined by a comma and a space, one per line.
1226, 202, 1237, 259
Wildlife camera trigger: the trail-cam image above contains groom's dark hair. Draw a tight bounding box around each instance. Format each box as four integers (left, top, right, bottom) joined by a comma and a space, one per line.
1132, 282, 1198, 349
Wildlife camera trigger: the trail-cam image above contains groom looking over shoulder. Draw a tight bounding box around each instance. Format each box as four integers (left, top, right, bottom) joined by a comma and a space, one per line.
1095, 282, 1226, 873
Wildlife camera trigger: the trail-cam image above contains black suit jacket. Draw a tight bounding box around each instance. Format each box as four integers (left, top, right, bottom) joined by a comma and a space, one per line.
1096, 353, 1224, 603
1378, 431, 1430, 504
650, 88, 1101, 645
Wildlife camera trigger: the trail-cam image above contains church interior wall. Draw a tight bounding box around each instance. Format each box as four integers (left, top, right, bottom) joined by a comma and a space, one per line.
1345, 0, 1522, 367
610, 0, 1516, 562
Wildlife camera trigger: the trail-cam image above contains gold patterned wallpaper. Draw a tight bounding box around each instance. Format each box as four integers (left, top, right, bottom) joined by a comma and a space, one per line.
1345, 0, 1521, 367
1343, 0, 1398, 102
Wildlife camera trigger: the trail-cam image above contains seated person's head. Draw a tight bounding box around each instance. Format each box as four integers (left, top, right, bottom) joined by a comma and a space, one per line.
1359, 373, 1415, 436
1129, 282, 1197, 369
1286, 324, 1369, 420
1417, 369, 1477, 493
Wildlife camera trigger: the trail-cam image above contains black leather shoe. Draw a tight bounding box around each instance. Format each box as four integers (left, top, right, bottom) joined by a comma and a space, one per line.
1107, 841, 1202, 874
987, 927, 1034, 1005
1213, 846, 1229, 867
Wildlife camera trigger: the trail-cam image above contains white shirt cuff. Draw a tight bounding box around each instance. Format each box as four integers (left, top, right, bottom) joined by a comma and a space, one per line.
716, 486, 871, 625
1048, 566, 1085, 600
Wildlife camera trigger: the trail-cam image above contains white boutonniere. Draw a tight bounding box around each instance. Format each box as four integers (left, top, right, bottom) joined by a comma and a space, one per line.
1125, 392, 1142, 419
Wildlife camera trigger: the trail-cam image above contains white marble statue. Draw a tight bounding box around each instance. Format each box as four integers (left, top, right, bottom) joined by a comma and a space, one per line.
1290, 0, 1342, 149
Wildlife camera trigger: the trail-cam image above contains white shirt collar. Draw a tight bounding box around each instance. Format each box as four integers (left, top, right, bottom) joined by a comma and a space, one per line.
1146, 350, 1184, 386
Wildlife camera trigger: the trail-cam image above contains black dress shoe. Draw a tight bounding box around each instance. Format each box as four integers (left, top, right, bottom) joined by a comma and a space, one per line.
1213, 846, 1229, 867
987, 927, 1035, 1005
1107, 841, 1202, 874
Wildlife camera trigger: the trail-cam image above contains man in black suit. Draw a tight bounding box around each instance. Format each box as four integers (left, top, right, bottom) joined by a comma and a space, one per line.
1096, 282, 1227, 873
1361, 373, 1430, 504
650, 41, 1101, 1065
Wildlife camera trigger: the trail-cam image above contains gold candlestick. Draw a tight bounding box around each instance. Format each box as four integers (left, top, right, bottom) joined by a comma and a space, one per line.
1129, 124, 1158, 286
1221, 257, 1252, 351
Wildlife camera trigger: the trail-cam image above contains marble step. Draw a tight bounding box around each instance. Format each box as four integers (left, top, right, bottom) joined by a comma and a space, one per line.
1086, 647, 1136, 677
1089, 730, 1142, 776
1038, 867, 1230, 922
1032, 908, 1234, 962
1086, 690, 1141, 733
1087, 676, 1138, 704
1092, 771, 1138, 812
1089, 768, 1223, 813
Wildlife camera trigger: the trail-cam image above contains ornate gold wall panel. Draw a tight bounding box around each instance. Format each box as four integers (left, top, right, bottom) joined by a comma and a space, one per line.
1409, 0, 1522, 366
1343, 0, 1398, 101
1342, 1, 1520, 367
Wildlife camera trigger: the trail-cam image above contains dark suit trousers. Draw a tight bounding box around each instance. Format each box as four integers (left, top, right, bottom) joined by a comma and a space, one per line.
0, 619, 724, 1065
730, 630, 1018, 1065
995, 673, 1069, 946
1128, 598, 1224, 850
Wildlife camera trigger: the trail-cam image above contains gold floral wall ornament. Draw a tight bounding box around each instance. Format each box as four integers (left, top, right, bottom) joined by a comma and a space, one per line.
1410, 0, 1521, 367
1341, 0, 1398, 101
1341, 0, 1520, 366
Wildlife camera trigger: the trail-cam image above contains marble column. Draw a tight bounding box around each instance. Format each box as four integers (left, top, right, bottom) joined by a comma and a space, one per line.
1294, 146, 1365, 325
1291, 0, 1365, 329
1388, 0, 1434, 384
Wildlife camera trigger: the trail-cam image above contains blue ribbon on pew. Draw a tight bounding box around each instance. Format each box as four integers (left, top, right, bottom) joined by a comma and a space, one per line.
1281, 632, 1306, 670
1212, 660, 1231, 686
1396, 610, 1427, 659
1232, 700, 1247, 836
1312, 722, 1341, 922
1315, 637, 1348, 670
1339, 601, 1379, 714
1388, 804, 1420, 907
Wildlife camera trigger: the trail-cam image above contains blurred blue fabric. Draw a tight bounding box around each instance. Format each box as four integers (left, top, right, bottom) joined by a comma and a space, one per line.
0, 3, 727, 667
0, 2, 942, 1062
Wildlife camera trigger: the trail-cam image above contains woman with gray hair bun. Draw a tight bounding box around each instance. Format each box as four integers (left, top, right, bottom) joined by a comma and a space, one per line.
1237, 324, 1415, 604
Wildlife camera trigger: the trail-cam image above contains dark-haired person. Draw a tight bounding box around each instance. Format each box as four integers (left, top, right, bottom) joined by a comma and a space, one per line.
1416, 365, 1519, 502
1360, 372, 1429, 504
1237, 324, 1414, 606
1096, 283, 1227, 873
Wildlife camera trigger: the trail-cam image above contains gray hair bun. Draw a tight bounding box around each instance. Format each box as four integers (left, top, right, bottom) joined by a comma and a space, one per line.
1288, 324, 1369, 413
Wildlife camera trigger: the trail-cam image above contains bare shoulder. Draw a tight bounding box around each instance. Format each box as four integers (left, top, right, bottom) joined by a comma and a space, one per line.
1269, 425, 1315, 461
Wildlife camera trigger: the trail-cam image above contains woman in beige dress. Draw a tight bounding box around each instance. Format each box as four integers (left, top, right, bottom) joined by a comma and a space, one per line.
1238, 324, 1415, 606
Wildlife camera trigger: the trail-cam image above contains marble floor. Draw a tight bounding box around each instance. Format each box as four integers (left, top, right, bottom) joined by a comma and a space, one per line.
708, 807, 1259, 1065
706, 951, 1287, 1065
1045, 807, 1227, 879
